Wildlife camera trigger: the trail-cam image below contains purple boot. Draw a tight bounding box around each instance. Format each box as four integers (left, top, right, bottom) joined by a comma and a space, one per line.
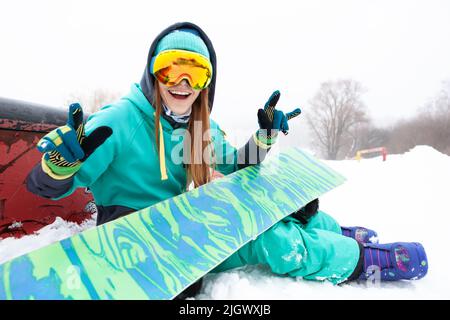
358, 242, 428, 281
341, 226, 379, 244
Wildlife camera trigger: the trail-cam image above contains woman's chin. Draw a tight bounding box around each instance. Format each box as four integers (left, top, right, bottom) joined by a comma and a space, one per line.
166, 100, 194, 114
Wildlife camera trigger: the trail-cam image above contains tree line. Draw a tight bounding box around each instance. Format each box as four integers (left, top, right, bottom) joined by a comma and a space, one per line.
305, 79, 450, 160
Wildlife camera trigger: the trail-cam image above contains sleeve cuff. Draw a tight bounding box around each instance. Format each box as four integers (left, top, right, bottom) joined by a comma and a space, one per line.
41, 157, 75, 180
253, 131, 278, 150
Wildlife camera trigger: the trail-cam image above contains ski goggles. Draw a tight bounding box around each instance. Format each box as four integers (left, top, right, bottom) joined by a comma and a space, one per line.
150, 49, 213, 90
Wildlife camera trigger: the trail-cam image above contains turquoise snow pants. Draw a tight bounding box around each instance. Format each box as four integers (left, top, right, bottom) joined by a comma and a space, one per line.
211, 210, 360, 285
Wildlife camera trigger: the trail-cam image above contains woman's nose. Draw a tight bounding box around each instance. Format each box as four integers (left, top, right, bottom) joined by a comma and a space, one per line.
179, 79, 191, 87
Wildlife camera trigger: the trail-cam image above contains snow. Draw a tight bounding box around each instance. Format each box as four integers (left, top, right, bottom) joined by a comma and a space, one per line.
0, 216, 96, 265
1, 145, 449, 299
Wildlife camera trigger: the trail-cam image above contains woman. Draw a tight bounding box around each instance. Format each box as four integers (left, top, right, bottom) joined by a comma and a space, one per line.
27, 22, 428, 299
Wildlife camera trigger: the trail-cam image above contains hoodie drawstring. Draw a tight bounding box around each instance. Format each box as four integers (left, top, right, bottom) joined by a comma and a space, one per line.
159, 124, 168, 180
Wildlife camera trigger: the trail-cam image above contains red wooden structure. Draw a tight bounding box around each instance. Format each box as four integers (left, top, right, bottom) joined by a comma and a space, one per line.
355, 147, 388, 161
0, 97, 94, 239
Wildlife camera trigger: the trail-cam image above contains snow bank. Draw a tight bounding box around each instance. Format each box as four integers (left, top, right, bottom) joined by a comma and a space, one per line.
0, 216, 96, 265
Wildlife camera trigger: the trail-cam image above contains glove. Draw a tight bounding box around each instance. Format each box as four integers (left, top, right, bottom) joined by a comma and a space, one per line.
290, 198, 319, 224
255, 90, 301, 148
37, 103, 112, 178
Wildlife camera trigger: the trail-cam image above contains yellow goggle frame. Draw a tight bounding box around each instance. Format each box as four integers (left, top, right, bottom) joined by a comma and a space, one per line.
151, 49, 213, 90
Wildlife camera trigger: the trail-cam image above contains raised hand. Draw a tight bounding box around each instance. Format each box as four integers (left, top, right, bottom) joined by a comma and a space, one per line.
37, 103, 112, 177
256, 90, 301, 147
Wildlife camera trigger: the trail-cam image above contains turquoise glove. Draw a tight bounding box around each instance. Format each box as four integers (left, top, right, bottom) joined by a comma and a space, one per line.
255, 90, 301, 147
37, 103, 112, 177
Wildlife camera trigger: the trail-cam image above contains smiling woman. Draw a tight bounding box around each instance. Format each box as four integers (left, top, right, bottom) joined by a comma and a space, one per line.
23, 21, 428, 301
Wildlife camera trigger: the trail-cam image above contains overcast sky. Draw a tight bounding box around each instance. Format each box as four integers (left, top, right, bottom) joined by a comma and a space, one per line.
1, 0, 450, 144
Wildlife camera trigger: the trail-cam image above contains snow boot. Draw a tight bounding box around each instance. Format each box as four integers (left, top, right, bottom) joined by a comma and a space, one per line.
358, 242, 428, 281
341, 226, 379, 243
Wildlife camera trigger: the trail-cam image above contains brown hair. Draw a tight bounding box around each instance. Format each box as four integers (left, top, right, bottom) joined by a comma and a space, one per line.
153, 79, 213, 188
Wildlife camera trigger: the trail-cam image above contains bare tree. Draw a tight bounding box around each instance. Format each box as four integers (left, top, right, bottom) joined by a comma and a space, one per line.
426, 80, 450, 154
306, 79, 369, 160
66, 88, 122, 113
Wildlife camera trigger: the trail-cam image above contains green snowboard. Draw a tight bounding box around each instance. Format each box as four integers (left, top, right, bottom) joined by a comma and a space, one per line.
0, 147, 346, 300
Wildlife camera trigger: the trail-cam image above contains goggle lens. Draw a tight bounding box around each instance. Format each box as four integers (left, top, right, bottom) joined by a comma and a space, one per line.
152, 50, 213, 90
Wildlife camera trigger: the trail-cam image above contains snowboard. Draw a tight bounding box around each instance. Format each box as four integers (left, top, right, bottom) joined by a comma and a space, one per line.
0, 147, 346, 300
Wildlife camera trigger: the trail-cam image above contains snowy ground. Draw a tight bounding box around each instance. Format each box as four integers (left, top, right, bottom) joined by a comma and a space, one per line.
1, 145, 449, 299
0, 216, 96, 265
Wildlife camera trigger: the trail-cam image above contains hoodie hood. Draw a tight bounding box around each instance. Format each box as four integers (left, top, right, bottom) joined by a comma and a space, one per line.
140, 22, 217, 113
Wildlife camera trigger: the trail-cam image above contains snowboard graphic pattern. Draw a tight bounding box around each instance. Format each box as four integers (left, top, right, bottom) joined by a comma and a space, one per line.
0, 148, 346, 300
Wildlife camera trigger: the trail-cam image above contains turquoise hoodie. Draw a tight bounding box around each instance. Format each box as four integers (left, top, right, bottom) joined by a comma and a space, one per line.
55, 83, 238, 211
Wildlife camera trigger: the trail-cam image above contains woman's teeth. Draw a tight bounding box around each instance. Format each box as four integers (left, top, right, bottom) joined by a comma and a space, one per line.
169, 90, 190, 96
169, 90, 191, 100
